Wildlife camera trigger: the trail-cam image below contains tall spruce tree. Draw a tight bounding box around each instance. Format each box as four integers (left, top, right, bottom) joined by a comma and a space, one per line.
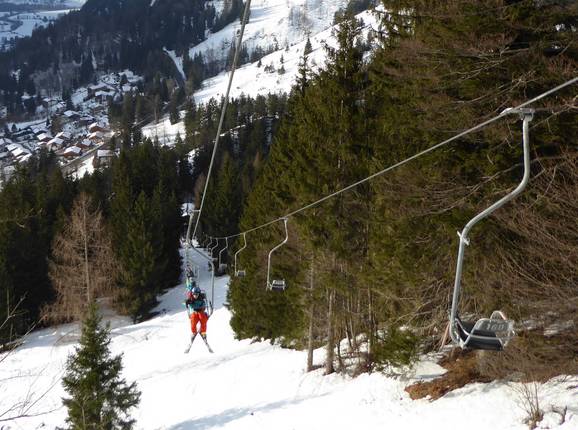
61, 303, 140, 430
110, 139, 182, 321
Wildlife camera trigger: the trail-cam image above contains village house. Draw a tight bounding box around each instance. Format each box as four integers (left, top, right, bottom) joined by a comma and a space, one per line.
77, 139, 93, 150
94, 90, 116, 103
37, 132, 52, 143
48, 137, 65, 149
62, 145, 82, 159
87, 83, 110, 98
88, 122, 107, 133
7, 143, 30, 160
56, 131, 72, 141
88, 131, 104, 142
12, 127, 35, 142
93, 149, 115, 169
63, 110, 80, 121
0, 137, 14, 147
78, 115, 95, 126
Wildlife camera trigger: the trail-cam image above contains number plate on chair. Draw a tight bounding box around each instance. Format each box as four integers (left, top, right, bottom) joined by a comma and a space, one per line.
477, 319, 511, 333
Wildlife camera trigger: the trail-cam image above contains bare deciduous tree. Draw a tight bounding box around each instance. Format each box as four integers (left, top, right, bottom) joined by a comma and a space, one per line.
42, 193, 117, 323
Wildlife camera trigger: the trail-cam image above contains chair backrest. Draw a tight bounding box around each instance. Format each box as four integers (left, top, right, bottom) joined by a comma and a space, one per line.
270, 279, 286, 291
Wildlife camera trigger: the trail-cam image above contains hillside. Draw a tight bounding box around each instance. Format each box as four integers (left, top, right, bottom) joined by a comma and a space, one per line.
1, 247, 576, 430
143, 6, 378, 144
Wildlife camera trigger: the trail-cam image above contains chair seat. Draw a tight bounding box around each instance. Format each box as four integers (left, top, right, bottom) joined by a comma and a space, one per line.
455, 317, 504, 351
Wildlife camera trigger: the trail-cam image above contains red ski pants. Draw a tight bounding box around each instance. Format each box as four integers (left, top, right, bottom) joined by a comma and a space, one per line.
190, 311, 208, 335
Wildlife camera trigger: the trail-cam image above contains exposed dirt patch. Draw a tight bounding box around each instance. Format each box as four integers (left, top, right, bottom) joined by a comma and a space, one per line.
406, 349, 491, 401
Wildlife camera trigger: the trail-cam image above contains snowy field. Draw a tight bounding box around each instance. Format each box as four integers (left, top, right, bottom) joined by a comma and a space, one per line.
1, 248, 577, 430
142, 116, 186, 147
0, 8, 75, 49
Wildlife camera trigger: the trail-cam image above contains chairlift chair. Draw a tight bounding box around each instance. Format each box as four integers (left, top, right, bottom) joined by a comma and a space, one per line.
206, 237, 215, 254
210, 238, 220, 261
217, 238, 229, 276
266, 218, 289, 292
449, 109, 533, 351
202, 236, 211, 249
234, 233, 247, 277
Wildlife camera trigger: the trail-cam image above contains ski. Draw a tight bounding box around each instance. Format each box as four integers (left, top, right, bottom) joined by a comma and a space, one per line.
201, 335, 214, 353
184, 334, 197, 354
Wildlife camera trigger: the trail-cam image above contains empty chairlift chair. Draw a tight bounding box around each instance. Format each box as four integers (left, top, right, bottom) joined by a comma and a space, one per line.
449, 109, 534, 351
210, 238, 220, 266
266, 218, 289, 292
217, 238, 229, 276
206, 237, 215, 255
234, 233, 247, 277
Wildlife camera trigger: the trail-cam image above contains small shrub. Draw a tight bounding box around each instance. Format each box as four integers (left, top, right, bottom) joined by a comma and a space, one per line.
372, 326, 420, 370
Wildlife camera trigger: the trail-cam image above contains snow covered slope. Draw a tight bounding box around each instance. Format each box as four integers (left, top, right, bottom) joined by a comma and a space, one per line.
1, 248, 577, 430
144, 8, 378, 144
0, 0, 84, 7
189, 0, 348, 61
194, 9, 377, 104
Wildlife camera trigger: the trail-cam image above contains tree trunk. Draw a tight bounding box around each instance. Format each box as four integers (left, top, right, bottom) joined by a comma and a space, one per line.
367, 287, 374, 359
325, 288, 335, 375
306, 255, 315, 372
306, 302, 315, 372
82, 198, 91, 303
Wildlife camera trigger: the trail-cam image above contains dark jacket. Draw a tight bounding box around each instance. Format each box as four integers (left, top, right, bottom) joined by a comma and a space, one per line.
186, 292, 206, 312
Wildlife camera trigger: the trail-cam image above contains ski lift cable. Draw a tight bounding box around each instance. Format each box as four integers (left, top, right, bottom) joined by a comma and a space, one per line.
211, 77, 578, 241
185, 0, 253, 246
181, 0, 252, 306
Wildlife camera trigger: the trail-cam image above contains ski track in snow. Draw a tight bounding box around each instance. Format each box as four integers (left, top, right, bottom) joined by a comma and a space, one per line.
1, 248, 577, 429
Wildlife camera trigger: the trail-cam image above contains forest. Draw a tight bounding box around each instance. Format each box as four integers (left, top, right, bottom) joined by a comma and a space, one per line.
216, 1, 578, 377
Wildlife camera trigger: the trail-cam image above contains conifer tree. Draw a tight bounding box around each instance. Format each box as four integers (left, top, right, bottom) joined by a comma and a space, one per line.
61, 303, 140, 430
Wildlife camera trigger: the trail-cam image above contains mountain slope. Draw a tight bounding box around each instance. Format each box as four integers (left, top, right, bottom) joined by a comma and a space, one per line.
142, 9, 377, 144
1, 248, 576, 430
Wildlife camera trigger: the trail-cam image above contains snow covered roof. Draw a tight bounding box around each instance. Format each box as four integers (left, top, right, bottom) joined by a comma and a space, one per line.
37, 133, 52, 141
48, 137, 64, 146
56, 131, 71, 140
88, 131, 104, 139
18, 153, 32, 163
88, 83, 108, 91
63, 110, 80, 117
6, 143, 23, 152
11, 147, 29, 157
78, 139, 93, 147
95, 90, 115, 98
63, 146, 82, 155
96, 149, 114, 158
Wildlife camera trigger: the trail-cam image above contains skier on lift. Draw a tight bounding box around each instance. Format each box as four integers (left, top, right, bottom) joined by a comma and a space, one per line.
185, 286, 212, 352
185, 265, 196, 290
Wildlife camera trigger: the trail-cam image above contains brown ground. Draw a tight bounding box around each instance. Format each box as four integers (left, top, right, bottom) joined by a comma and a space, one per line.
405, 349, 491, 401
